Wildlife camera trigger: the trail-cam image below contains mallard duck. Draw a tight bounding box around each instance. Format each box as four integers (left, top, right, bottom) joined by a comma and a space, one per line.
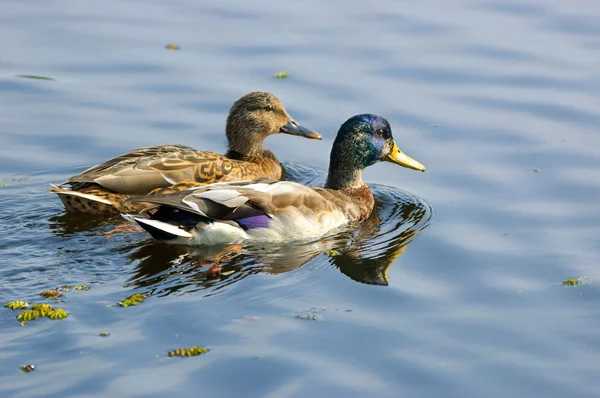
124, 114, 426, 245
50, 92, 321, 214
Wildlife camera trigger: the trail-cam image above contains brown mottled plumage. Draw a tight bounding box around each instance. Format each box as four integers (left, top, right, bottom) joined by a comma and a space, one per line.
50, 92, 321, 214
125, 114, 426, 245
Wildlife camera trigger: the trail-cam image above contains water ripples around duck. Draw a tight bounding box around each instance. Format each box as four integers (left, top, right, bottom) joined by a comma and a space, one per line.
98, 162, 434, 301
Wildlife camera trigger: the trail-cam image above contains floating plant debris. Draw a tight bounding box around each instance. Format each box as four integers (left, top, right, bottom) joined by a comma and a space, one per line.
17, 310, 39, 322
326, 249, 341, 257
4, 301, 29, 310
40, 290, 61, 299
294, 312, 323, 321
99, 332, 111, 337
118, 293, 146, 307
56, 285, 89, 292
165, 44, 180, 50
167, 346, 208, 357
48, 309, 68, 320
563, 277, 593, 286
20, 364, 35, 373
31, 304, 54, 317
532, 168, 543, 172
274, 72, 290, 79
15, 75, 55, 81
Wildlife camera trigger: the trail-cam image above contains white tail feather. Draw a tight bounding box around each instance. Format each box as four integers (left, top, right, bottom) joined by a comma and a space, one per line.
125, 215, 193, 238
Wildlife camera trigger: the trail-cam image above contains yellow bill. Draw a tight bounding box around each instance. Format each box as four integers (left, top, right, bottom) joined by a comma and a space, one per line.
386, 142, 426, 172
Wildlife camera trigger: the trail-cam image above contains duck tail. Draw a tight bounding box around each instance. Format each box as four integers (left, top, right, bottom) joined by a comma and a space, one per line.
122, 213, 193, 242
49, 184, 118, 214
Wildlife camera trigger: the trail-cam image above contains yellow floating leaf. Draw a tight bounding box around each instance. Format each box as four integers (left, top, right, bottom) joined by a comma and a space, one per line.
17, 310, 39, 322
167, 346, 208, 357
48, 309, 68, 320
118, 293, 146, 307
4, 301, 29, 310
274, 72, 290, 79
32, 304, 55, 317
32, 303, 53, 310
165, 43, 180, 50
40, 290, 61, 299
326, 249, 341, 257
563, 277, 593, 286
73, 285, 89, 291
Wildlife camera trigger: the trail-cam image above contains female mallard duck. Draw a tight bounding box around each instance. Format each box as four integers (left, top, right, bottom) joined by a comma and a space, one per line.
124, 114, 426, 245
50, 92, 321, 215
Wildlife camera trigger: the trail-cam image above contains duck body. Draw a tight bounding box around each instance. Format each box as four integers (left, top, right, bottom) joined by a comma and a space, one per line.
126, 179, 374, 245
126, 114, 426, 245
51, 145, 283, 214
50, 92, 321, 215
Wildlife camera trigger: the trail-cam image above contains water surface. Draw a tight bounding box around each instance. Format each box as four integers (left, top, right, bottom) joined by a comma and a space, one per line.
1, 1, 600, 397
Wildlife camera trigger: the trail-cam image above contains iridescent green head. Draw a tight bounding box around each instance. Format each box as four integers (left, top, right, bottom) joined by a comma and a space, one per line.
325, 114, 425, 190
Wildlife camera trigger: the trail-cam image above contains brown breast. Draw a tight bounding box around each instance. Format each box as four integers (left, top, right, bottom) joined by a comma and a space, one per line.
313, 186, 375, 222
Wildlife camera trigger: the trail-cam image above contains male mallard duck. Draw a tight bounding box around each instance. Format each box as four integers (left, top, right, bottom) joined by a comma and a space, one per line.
124, 114, 425, 245
50, 92, 321, 214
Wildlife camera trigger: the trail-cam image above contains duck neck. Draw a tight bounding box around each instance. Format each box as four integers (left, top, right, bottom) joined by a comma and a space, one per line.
225, 147, 277, 162
325, 166, 366, 190
226, 136, 269, 157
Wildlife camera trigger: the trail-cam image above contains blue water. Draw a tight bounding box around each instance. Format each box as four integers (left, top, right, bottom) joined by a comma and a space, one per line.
1, 1, 600, 397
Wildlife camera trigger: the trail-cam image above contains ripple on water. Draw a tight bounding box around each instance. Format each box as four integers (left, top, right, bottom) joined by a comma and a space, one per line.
104, 163, 435, 306
4, 162, 433, 306
1, 162, 434, 398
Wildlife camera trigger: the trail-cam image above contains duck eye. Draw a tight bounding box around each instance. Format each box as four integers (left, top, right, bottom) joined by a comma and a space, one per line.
265, 105, 274, 111
375, 129, 384, 137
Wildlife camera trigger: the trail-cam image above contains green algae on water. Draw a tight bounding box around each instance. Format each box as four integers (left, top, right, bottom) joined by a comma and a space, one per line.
118, 293, 146, 307
167, 346, 208, 357
17, 310, 39, 322
48, 309, 68, 320
40, 290, 62, 299
4, 301, 30, 310
563, 277, 593, 286
57, 284, 89, 292
31, 303, 54, 317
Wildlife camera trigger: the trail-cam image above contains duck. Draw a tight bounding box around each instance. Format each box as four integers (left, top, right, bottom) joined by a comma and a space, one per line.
124, 114, 426, 245
50, 92, 321, 215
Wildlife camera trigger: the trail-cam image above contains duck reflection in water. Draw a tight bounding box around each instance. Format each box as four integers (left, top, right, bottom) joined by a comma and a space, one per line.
122, 188, 431, 296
